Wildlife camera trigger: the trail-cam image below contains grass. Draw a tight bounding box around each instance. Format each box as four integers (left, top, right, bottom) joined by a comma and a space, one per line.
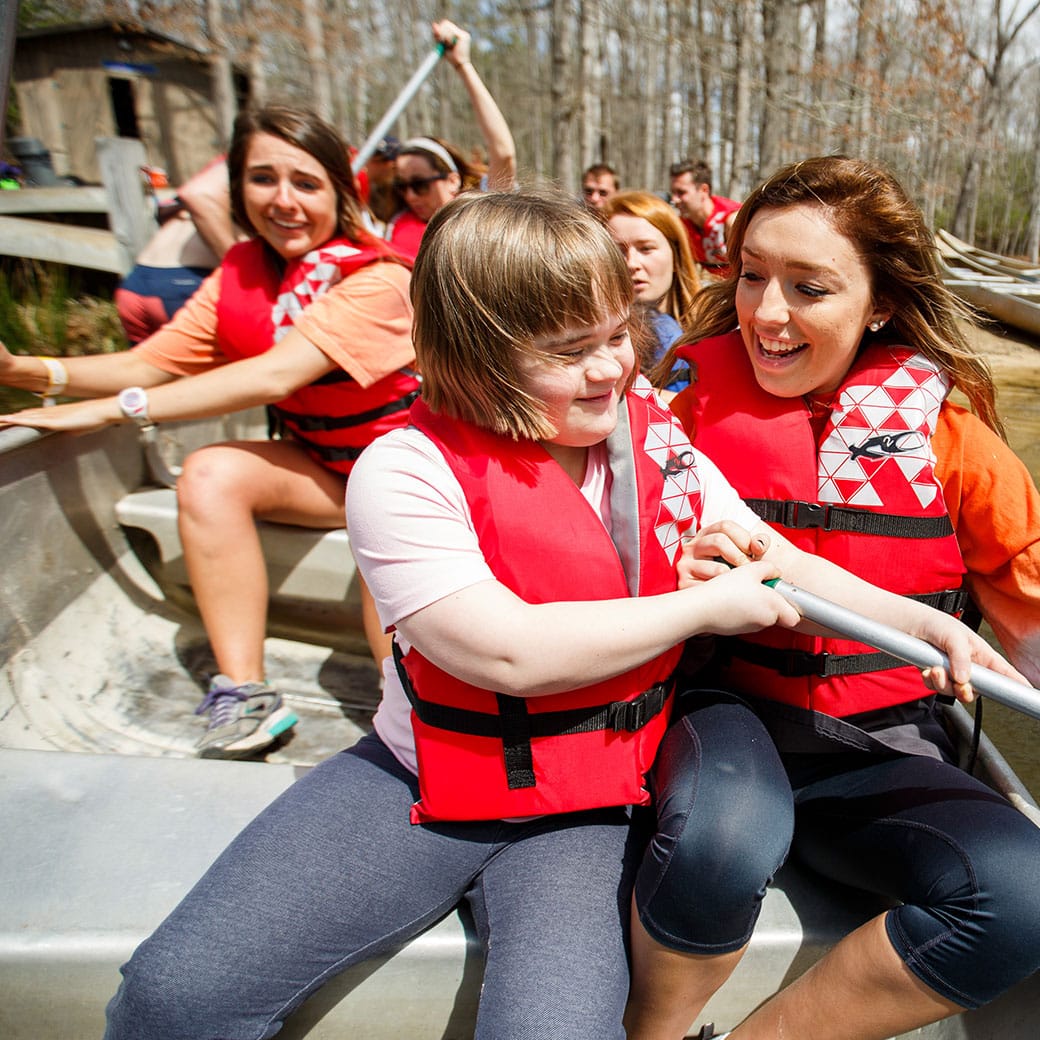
0, 258, 126, 412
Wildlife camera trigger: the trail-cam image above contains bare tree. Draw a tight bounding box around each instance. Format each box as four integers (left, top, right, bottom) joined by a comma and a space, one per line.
729, 0, 754, 196
551, 0, 577, 187
206, 0, 238, 142
1027, 79, 1040, 261
949, 0, 1040, 240
301, 0, 333, 122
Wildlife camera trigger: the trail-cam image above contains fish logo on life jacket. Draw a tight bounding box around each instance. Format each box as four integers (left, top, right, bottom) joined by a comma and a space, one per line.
660, 449, 696, 479
848, 430, 926, 461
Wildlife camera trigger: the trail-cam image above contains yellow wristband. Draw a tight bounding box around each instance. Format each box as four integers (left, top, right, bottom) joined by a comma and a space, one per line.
35, 356, 69, 397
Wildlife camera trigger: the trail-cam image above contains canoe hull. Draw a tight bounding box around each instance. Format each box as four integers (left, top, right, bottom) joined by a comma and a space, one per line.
936, 229, 1040, 338
1, 420, 1038, 1039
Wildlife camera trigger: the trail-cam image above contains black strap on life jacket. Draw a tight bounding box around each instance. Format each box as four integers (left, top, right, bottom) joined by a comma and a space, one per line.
718, 587, 969, 678
272, 387, 421, 433
746, 498, 954, 539
392, 641, 670, 790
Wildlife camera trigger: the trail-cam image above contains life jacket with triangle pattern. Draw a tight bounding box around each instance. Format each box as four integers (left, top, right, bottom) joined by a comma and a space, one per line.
216, 236, 420, 475
396, 378, 703, 823
672, 332, 966, 717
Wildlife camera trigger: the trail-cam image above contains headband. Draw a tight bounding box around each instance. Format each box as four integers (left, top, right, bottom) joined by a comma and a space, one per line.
401, 137, 459, 175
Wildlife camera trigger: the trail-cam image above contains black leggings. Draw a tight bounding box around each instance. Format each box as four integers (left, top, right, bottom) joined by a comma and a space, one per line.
635, 696, 1040, 1008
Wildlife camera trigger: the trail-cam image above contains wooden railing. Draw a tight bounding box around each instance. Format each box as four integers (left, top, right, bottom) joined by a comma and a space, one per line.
0, 138, 157, 275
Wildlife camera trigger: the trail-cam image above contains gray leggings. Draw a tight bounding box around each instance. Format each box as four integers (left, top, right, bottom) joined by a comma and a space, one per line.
104, 733, 640, 1040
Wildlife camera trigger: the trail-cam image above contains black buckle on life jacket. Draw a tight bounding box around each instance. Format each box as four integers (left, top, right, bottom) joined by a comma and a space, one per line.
607, 683, 668, 732
782, 500, 829, 529
778, 650, 827, 677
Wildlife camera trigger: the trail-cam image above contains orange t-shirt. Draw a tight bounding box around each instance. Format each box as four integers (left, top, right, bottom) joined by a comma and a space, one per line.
934, 402, 1040, 684
131, 260, 414, 388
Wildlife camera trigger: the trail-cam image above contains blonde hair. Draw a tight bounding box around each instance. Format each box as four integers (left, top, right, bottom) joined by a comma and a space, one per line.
655, 155, 1003, 436
412, 190, 635, 440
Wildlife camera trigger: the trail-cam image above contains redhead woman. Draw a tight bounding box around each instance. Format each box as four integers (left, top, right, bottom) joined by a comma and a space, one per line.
603, 191, 702, 396
0, 104, 420, 759
385, 19, 516, 260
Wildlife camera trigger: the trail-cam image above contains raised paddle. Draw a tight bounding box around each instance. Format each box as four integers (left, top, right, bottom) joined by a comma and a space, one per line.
351, 43, 447, 174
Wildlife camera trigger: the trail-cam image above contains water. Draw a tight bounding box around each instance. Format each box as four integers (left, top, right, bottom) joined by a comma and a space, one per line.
964, 325, 1040, 796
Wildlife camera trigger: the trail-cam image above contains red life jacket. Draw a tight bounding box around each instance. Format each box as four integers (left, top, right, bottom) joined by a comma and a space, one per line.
673, 332, 966, 717
216, 237, 420, 475
683, 195, 741, 273
397, 380, 704, 823
385, 208, 427, 261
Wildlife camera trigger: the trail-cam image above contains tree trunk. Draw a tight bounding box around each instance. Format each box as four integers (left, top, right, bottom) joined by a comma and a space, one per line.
842, 0, 874, 156
205, 0, 237, 145
579, 0, 603, 167
730, 0, 753, 193
551, 0, 577, 188
1027, 89, 1040, 262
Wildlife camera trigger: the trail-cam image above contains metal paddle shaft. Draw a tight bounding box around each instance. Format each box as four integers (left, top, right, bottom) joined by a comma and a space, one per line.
768, 578, 1040, 721
351, 44, 446, 174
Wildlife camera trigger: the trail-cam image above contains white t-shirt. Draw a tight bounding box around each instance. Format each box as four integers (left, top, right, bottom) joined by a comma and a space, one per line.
346, 426, 760, 774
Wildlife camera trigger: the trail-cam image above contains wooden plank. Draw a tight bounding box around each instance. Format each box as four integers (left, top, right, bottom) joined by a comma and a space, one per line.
0, 214, 130, 274
96, 136, 156, 259
0, 185, 110, 215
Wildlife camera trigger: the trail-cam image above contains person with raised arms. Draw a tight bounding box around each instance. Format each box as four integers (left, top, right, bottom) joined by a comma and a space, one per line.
384, 18, 516, 260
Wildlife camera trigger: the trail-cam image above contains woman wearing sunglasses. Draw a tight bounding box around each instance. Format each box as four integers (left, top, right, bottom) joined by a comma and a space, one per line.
385, 19, 516, 260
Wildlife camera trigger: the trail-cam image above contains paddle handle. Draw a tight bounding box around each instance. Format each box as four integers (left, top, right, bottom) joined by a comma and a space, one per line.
351, 44, 446, 174
769, 578, 1040, 721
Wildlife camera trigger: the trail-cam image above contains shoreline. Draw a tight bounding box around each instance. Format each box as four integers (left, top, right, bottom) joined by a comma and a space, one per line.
957, 319, 1039, 794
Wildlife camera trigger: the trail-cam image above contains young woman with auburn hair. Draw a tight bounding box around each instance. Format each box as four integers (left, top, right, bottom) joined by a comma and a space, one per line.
603, 190, 702, 395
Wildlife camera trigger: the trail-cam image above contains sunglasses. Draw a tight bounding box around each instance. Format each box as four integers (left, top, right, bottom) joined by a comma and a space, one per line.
393, 173, 449, 196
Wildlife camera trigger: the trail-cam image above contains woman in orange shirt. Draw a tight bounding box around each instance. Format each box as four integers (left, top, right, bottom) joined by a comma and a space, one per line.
627, 156, 1040, 1040
0, 104, 419, 760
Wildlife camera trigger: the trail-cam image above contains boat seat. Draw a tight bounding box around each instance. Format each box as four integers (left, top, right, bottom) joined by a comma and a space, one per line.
115, 486, 355, 603
0, 749, 482, 1040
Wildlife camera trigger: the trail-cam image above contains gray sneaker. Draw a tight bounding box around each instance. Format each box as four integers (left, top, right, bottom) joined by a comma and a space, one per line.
194, 675, 298, 759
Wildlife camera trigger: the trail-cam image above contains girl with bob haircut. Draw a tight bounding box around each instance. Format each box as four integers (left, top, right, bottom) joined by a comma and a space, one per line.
603, 190, 702, 394
633, 156, 1040, 1040
0, 103, 419, 759
101, 188, 1018, 1040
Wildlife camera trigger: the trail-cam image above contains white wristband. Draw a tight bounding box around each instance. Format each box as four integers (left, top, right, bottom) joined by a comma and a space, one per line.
36, 356, 69, 397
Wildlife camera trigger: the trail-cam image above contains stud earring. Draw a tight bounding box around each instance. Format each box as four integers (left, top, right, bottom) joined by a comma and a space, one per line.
868, 320, 886, 332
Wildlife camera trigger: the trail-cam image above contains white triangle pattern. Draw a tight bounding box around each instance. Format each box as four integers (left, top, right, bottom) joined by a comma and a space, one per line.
632, 379, 703, 558
271, 244, 363, 342
816, 352, 949, 508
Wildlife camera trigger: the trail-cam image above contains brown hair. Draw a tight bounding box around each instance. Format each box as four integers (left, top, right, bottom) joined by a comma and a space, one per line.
227, 103, 369, 243
655, 155, 1003, 435
669, 159, 713, 191
411, 190, 635, 440
583, 163, 620, 190
393, 136, 484, 210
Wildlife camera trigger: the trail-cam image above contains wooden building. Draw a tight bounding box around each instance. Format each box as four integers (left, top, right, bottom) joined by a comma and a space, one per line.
11, 21, 249, 186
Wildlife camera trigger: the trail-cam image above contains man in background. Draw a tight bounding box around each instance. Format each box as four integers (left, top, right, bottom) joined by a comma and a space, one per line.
581, 163, 619, 212
669, 159, 740, 277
